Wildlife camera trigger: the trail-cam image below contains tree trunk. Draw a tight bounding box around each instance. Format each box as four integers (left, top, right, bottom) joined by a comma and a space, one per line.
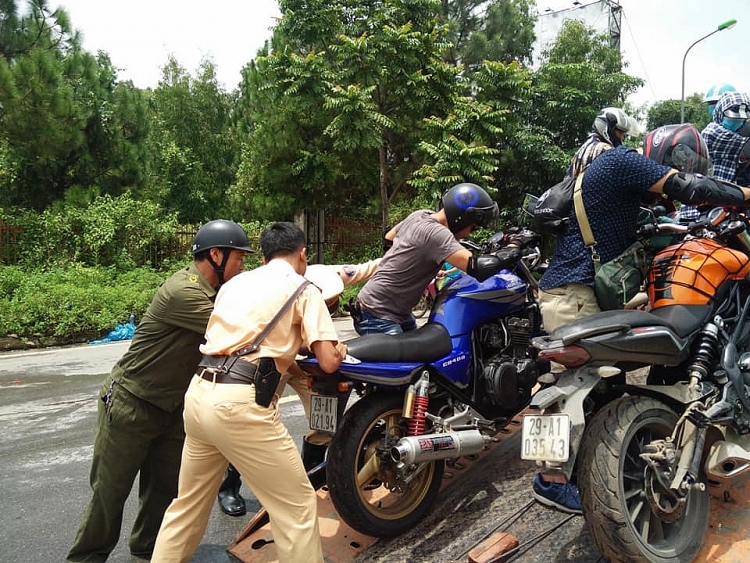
379, 145, 389, 230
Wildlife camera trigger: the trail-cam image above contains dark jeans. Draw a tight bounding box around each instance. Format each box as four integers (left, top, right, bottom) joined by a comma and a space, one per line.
354, 308, 417, 335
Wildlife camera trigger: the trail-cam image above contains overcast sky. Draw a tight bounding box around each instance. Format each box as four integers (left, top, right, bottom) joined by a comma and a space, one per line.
49, 0, 748, 109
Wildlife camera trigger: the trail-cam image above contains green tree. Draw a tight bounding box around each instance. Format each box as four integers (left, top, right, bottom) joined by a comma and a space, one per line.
442, 0, 536, 68
531, 19, 643, 150
647, 93, 708, 131
233, 0, 462, 229
144, 57, 239, 223
411, 60, 532, 203
0, 0, 150, 209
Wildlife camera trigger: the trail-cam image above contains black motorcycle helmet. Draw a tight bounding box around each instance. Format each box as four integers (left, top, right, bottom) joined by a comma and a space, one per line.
192, 219, 253, 285
642, 123, 712, 175
441, 183, 499, 234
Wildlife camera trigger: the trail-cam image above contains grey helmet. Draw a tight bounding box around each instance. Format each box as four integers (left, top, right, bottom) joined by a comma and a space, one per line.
593, 107, 639, 147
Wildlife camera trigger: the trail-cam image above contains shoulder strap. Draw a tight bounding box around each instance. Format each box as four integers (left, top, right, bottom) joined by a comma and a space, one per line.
572, 171, 601, 268
234, 280, 312, 357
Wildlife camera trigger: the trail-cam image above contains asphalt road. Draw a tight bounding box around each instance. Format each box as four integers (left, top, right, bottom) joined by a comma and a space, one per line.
0, 318, 363, 563
0, 316, 605, 563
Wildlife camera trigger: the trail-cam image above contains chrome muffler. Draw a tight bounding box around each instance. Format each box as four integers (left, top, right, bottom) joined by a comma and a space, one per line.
705, 436, 750, 495
390, 429, 491, 465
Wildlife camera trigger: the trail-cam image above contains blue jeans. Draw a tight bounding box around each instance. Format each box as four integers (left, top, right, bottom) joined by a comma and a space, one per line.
354, 308, 417, 335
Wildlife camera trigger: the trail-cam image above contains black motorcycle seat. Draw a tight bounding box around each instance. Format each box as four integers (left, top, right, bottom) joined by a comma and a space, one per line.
345, 323, 453, 363
550, 305, 712, 345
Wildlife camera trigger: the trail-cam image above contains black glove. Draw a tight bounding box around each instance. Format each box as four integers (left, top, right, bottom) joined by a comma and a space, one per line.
507, 229, 539, 248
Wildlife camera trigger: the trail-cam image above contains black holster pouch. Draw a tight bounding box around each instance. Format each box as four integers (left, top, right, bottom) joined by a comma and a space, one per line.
254, 357, 281, 408
344, 298, 363, 324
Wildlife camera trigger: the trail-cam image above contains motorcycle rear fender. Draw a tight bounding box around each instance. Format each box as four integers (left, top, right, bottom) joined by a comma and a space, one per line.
574, 327, 691, 366
529, 368, 602, 478
621, 382, 716, 409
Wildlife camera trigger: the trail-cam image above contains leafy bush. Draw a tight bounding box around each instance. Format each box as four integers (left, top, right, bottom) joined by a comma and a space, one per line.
0, 212, 384, 339
14, 193, 180, 269
0, 264, 165, 339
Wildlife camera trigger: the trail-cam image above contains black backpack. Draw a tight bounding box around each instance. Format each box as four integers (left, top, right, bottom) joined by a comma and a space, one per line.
529, 173, 584, 235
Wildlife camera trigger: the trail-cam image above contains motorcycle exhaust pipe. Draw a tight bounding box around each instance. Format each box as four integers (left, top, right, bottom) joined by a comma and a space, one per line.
390, 429, 491, 465
705, 439, 750, 490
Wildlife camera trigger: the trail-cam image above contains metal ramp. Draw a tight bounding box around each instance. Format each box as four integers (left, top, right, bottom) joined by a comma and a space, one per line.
227, 418, 526, 562
226, 414, 750, 563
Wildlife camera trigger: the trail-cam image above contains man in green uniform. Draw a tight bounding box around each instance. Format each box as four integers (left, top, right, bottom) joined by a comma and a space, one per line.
67, 220, 252, 563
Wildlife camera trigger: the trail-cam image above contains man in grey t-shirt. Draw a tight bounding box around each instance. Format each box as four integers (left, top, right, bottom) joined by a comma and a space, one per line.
355, 183, 500, 335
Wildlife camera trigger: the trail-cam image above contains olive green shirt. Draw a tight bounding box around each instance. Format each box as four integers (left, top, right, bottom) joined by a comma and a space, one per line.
111, 263, 216, 413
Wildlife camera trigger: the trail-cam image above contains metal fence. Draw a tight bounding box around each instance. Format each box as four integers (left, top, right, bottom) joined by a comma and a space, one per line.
0, 217, 23, 265
304, 214, 382, 264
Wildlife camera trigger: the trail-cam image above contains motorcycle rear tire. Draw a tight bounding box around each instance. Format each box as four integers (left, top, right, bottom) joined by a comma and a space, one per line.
578, 396, 709, 563
327, 392, 444, 538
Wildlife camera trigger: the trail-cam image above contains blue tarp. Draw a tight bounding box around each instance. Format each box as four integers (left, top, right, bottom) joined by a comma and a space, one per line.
89, 315, 136, 345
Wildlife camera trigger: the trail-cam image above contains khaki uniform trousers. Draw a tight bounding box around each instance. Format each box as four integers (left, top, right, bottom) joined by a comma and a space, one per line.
539, 284, 600, 372
151, 375, 323, 563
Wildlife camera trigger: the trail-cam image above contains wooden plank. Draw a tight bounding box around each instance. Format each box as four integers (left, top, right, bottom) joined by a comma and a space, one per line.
467, 531, 520, 563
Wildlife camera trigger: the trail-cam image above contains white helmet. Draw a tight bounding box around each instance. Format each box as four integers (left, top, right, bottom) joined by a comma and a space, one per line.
593, 107, 639, 147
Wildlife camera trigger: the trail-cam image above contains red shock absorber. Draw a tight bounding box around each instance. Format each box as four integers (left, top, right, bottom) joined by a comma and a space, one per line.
408, 373, 430, 436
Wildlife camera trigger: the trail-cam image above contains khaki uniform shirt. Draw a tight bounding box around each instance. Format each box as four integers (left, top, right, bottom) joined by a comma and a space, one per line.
113, 263, 216, 413
201, 259, 338, 374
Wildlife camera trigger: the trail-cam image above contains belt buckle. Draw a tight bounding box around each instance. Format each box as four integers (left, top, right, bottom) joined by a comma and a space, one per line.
199, 367, 222, 381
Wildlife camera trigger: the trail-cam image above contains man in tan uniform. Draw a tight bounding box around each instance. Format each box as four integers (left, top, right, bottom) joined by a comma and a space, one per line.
151, 222, 347, 563
217, 258, 381, 513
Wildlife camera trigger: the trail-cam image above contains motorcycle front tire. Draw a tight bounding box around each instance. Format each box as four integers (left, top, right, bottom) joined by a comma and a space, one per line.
578, 396, 709, 563
326, 392, 444, 538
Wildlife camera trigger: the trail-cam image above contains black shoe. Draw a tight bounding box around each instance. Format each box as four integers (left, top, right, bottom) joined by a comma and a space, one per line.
302, 438, 328, 490
218, 464, 246, 516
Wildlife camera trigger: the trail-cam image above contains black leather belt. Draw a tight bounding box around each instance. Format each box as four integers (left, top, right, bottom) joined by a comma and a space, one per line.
197, 355, 257, 385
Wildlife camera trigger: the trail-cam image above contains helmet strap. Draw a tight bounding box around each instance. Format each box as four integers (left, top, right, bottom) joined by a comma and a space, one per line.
207, 248, 231, 287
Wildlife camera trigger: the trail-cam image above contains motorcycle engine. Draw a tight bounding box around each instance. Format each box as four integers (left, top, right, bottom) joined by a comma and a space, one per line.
476, 316, 544, 411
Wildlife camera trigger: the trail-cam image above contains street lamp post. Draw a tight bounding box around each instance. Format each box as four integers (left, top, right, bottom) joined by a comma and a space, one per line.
680, 18, 737, 124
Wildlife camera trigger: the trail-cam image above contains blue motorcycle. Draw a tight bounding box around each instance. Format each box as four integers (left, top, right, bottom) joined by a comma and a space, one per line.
300, 232, 548, 537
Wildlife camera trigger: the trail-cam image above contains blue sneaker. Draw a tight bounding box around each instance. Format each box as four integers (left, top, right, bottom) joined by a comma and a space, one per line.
532, 473, 582, 514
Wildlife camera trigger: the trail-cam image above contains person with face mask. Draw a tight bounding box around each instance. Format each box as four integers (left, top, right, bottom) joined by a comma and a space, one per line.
703, 83, 737, 118
701, 91, 750, 182
674, 91, 750, 222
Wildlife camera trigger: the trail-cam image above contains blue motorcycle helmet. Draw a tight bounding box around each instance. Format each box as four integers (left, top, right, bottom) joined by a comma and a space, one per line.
442, 183, 499, 234
704, 83, 736, 117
